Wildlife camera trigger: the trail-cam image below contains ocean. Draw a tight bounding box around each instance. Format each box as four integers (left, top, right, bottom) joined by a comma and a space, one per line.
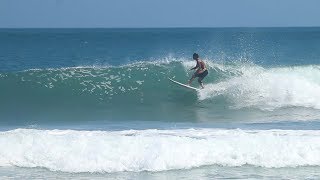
0, 28, 320, 179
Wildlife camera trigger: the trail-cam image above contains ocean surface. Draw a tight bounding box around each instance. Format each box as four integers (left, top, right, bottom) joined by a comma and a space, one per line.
1, 28, 320, 179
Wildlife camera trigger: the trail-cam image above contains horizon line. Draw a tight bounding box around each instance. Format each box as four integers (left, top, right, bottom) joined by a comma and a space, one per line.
0, 26, 320, 29
1, 26, 320, 29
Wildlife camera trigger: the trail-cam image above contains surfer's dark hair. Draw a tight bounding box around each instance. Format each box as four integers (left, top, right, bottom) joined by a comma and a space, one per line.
193, 53, 199, 58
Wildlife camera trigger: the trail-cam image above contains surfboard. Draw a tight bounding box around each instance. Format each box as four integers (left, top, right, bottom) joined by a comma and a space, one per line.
168, 78, 200, 91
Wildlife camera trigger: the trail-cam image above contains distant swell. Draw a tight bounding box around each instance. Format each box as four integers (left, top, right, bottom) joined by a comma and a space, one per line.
1, 128, 320, 173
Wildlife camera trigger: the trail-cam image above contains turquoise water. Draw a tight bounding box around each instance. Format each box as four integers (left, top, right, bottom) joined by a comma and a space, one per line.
1, 28, 320, 179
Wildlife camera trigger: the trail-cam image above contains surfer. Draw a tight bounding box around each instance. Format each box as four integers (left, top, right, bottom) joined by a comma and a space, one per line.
188, 53, 208, 89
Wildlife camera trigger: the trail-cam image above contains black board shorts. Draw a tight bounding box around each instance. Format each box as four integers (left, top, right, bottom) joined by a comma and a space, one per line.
195, 70, 208, 78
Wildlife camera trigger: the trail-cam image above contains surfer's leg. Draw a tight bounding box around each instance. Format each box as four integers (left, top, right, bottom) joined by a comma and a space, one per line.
188, 74, 196, 85
188, 77, 195, 85
198, 70, 208, 89
198, 77, 204, 89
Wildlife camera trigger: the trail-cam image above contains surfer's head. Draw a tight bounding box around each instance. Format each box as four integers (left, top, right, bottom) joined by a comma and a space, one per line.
193, 53, 199, 60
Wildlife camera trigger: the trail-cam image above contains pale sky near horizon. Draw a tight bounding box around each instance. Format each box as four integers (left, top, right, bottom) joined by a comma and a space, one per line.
1, 0, 320, 28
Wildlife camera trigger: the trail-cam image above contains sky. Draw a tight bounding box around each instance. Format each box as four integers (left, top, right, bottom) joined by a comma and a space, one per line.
1, 0, 320, 28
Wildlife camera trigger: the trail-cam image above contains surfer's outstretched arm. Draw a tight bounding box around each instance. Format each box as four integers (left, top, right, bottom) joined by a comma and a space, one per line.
190, 63, 199, 70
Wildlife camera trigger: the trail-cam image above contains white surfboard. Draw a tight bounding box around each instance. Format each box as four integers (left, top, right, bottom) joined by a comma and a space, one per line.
168, 78, 200, 91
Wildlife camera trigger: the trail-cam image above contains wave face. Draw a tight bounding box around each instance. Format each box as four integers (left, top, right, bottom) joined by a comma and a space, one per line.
1, 60, 320, 124
1, 128, 320, 172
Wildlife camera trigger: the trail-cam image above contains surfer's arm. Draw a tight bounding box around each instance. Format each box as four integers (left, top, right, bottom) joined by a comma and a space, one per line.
190, 63, 199, 70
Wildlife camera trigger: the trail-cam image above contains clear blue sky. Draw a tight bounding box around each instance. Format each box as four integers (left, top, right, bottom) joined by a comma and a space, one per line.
1, 0, 320, 28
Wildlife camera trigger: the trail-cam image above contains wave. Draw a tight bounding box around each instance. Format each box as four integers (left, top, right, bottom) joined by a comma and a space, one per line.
1, 128, 320, 173
199, 64, 320, 110
1, 60, 320, 122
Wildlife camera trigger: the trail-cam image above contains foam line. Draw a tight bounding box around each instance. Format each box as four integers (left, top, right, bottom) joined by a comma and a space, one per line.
1, 128, 320, 173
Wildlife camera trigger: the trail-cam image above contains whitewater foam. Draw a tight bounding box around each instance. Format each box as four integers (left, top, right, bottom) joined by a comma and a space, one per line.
1, 128, 320, 173
199, 65, 320, 110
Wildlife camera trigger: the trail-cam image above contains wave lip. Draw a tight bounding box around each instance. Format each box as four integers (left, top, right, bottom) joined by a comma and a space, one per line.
1, 128, 320, 173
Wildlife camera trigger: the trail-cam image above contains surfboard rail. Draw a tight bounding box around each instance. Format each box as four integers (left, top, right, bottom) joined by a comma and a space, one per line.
168, 78, 200, 91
